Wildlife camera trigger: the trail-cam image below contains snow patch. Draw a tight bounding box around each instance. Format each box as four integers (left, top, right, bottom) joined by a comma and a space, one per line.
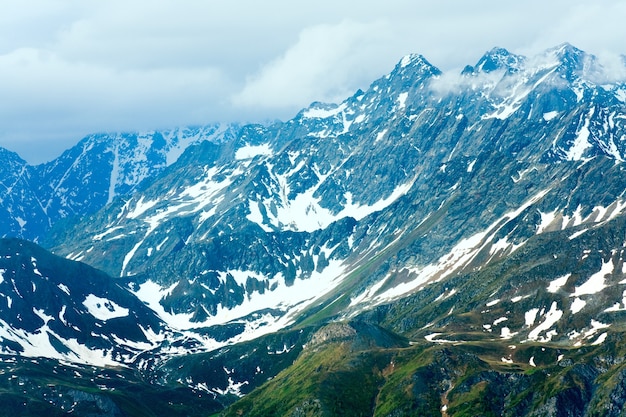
349, 278, 387, 308
58, 284, 70, 295
493, 317, 508, 326
569, 229, 588, 240
547, 274, 570, 293
82, 295, 129, 321
543, 111, 559, 121
125, 196, 158, 219
573, 259, 613, 296
564, 109, 594, 161
536, 210, 557, 233
500, 327, 518, 339
235, 143, 272, 160
59, 305, 68, 326
424, 333, 456, 344
527, 302, 563, 342
400, 54, 414, 68
486, 299, 500, 307
212, 378, 249, 397
246, 201, 273, 233
249, 177, 414, 233
570, 297, 586, 314
133, 260, 347, 345
592, 333, 608, 345
397, 92, 409, 109
375, 129, 388, 143
525, 308, 540, 327
302, 103, 346, 119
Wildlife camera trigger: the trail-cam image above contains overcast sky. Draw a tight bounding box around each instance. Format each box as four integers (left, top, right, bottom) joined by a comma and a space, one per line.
2, 0, 626, 163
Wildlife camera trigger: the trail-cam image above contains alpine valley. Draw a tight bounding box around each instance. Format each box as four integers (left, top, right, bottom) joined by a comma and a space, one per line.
3, 43, 626, 416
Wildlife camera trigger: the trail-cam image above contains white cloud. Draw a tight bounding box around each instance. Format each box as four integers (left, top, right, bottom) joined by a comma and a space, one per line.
591, 52, 626, 84
0, 47, 231, 162
429, 69, 505, 97
232, 20, 391, 112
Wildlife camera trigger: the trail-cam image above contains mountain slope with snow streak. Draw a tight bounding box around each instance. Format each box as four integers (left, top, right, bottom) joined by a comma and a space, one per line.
0, 123, 240, 242
46, 44, 626, 350
0, 238, 169, 367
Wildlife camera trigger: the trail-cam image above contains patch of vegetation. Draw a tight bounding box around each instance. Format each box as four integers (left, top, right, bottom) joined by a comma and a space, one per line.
220, 325, 626, 417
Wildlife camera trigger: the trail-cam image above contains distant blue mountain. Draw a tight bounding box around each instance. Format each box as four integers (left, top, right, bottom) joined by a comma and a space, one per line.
0, 124, 240, 241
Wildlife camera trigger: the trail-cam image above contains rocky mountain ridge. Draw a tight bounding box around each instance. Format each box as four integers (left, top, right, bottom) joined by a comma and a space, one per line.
45, 43, 626, 345
0, 124, 239, 241
3, 43, 626, 415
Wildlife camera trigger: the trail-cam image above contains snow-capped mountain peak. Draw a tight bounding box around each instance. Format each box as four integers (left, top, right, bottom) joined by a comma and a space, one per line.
31, 44, 623, 356
4, 44, 626, 415
471, 46, 525, 74
0, 123, 241, 241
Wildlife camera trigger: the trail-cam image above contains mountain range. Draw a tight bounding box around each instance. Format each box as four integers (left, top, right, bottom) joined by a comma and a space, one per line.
3, 43, 626, 416
0, 124, 240, 242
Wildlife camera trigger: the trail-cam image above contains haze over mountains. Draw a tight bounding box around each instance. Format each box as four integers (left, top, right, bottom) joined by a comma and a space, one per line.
3, 43, 626, 416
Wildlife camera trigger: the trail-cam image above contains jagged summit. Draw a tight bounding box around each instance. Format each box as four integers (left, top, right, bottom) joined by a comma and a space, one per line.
45, 42, 626, 335
458, 43, 608, 84
395, 52, 440, 74
540, 42, 597, 82
468, 46, 526, 74
395, 53, 441, 79
548, 42, 586, 64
